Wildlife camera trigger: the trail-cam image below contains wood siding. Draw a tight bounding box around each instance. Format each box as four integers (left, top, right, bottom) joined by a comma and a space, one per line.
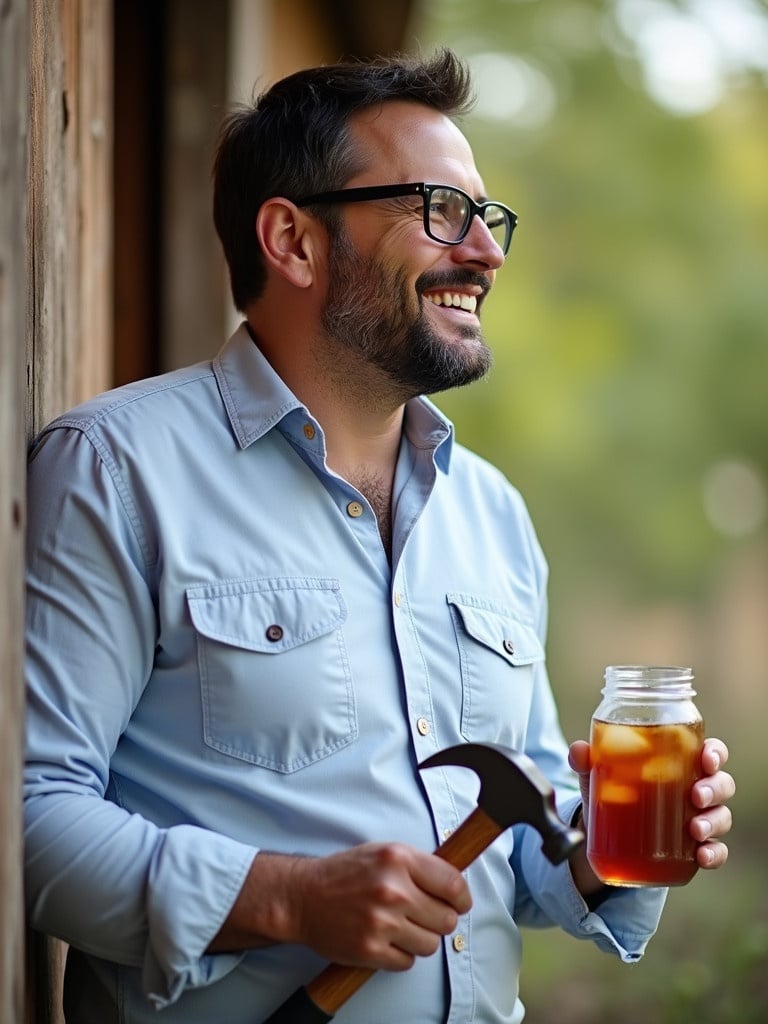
0, 0, 30, 1015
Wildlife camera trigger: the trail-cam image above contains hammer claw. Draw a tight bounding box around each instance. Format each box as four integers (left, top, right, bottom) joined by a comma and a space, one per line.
419, 742, 583, 866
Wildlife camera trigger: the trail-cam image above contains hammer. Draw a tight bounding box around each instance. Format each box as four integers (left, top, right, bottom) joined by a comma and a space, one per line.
262, 742, 584, 1023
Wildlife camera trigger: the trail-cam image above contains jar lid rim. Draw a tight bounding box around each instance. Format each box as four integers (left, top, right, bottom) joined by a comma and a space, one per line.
605, 664, 693, 674
604, 665, 694, 683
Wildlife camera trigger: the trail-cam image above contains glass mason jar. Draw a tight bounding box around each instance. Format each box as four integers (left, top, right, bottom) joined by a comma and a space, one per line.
587, 665, 705, 887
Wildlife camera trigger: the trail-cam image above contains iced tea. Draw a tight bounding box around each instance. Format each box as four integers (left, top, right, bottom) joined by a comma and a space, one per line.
587, 718, 705, 886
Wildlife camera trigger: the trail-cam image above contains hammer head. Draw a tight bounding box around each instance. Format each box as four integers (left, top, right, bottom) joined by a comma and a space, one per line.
419, 742, 583, 865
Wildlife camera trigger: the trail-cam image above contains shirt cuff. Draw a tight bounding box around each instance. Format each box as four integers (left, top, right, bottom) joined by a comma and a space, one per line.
518, 797, 668, 962
142, 825, 258, 1009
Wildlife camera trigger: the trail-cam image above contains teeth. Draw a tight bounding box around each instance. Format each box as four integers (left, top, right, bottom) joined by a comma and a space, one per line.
426, 292, 477, 313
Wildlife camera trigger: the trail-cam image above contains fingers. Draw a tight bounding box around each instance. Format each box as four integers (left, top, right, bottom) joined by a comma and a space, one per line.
691, 738, 736, 813
700, 737, 729, 775
410, 849, 473, 916
692, 771, 736, 813
691, 801, 733, 841
357, 846, 470, 970
689, 738, 735, 871
696, 839, 730, 870
294, 843, 471, 972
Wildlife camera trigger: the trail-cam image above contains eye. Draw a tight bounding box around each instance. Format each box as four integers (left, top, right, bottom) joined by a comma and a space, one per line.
428, 201, 451, 225
429, 189, 467, 226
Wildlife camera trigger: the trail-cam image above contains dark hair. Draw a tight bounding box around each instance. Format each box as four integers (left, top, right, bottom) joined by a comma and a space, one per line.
212, 48, 474, 311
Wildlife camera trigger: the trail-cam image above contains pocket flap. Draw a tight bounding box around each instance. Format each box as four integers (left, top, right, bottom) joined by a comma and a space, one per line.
187, 577, 346, 653
447, 595, 544, 666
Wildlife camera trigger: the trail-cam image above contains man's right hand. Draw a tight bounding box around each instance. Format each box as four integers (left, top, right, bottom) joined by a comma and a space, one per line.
208, 843, 472, 971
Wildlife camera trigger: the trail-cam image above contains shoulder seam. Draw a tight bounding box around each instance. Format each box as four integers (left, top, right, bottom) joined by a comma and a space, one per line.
39, 367, 215, 436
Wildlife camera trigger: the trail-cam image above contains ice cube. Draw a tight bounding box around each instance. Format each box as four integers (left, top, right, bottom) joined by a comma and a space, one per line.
640, 755, 685, 784
597, 780, 639, 804
596, 723, 652, 758
672, 724, 703, 757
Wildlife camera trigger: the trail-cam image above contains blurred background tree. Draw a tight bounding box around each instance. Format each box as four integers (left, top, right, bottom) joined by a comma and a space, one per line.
403, 0, 767, 1020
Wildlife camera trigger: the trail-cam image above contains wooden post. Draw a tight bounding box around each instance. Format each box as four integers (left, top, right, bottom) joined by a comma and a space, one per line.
0, 0, 30, 1016
27, 0, 113, 436
25, 1, 113, 1020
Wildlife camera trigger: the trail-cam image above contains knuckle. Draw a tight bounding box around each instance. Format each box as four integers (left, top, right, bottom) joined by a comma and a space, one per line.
359, 934, 384, 961
441, 909, 459, 935
371, 878, 405, 908
445, 869, 469, 902
378, 842, 410, 868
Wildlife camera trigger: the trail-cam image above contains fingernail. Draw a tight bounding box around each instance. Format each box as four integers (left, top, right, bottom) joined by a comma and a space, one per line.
700, 785, 714, 807
702, 846, 715, 866
699, 819, 713, 838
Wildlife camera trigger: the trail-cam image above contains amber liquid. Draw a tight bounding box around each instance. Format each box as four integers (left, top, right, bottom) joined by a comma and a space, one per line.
587, 718, 705, 886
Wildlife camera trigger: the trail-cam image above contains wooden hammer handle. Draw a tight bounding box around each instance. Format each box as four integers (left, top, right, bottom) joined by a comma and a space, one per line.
294, 805, 502, 1017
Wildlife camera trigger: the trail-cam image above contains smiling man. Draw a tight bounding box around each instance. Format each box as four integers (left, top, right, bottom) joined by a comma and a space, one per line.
24, 49, 734, 1023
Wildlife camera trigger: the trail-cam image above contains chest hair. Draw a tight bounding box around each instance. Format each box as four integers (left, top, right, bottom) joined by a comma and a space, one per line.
350, 470, 392, 561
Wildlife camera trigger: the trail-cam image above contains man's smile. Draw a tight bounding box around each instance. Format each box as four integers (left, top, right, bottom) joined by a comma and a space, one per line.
424, 290, 478, 314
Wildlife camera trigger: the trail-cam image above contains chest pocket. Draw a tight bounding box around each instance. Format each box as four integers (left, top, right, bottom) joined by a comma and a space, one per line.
447, 594, 544, 747
187, 578, 357, 772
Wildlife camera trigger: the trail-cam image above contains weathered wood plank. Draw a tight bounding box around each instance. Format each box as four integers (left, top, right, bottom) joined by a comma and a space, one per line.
77, 0, 113, 400
0, 0, 30, 1021
25, 1, 113, 1020
27, 0, 112, 438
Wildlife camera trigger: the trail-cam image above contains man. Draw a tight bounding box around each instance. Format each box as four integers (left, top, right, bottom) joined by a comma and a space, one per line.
25, 50, 734, 1023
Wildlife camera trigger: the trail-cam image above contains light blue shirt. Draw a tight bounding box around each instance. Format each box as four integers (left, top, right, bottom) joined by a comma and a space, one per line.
24, 325, 666, 1023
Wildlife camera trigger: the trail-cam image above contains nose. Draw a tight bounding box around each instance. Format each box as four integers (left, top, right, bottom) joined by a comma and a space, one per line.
453, 213, 506, 271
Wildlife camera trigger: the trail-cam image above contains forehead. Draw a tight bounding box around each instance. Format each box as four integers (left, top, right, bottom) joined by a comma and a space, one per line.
347, 100, 484, 194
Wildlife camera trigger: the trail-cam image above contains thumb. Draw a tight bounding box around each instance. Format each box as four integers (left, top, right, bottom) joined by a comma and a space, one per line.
568, 740, 592, 810
568, 739, 591, 775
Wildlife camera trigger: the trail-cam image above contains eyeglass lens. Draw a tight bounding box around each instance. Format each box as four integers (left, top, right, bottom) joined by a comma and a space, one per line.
428, 187, 510, 250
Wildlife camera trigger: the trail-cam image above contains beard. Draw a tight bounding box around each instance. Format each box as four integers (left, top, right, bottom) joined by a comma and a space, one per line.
320, 227, 493, 398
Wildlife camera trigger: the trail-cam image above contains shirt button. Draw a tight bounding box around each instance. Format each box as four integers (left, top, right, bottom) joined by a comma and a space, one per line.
416, 717, 430, 736
503, 639, 515, 656
303, 423, 316, 440
265, 624, 284, 642
394, 591, 403, 607
346, 501, 364, 518
452, 934, 466, 953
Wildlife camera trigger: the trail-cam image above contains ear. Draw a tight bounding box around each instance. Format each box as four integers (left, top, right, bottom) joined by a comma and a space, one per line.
255, 198, 324, 289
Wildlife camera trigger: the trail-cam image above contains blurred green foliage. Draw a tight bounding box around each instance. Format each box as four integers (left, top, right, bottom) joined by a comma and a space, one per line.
406, 1, 768, 1019
410, 0, 767, 599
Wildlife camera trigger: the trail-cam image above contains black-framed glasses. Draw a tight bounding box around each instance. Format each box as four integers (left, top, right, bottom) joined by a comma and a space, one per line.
295, 182, 518, 255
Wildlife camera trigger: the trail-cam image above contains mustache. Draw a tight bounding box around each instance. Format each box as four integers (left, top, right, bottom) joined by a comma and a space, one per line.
416, 270, 492, 298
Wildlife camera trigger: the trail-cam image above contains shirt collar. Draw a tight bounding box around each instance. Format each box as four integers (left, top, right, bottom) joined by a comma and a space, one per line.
213, 322, 455, 469
213, 323, 303, 448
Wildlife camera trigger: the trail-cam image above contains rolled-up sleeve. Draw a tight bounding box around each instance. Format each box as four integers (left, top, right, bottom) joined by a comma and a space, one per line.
24, 426, 256, 1007
513, 811, 667, 961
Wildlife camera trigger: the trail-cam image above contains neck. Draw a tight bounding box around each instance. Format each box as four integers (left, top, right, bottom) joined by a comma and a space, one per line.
314, 389, 405, 485
247, 317, 407, 480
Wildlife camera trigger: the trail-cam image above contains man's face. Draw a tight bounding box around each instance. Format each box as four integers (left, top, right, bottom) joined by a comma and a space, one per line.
319, 101, 505, 399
